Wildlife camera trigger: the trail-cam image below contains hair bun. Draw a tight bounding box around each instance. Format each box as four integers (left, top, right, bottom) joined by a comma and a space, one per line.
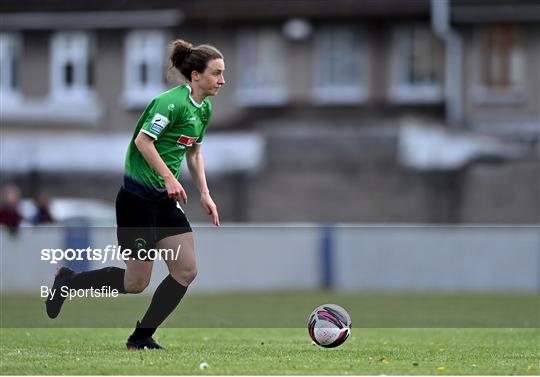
170, 39, 194, 69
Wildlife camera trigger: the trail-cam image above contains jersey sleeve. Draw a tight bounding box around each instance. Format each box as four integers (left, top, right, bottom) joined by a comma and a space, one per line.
196, 101, 213, 145
140, 98, 177, 140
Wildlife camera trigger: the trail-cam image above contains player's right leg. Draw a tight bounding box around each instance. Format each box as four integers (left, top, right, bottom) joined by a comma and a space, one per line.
46, 186, 155, 319
45, 265, 125, 319
44, 259, 153, 319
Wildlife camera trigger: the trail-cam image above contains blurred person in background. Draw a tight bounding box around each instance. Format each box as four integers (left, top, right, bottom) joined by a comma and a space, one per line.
45, 38, 225, 350
31, 193, 55, 225
0, 183, 23, 235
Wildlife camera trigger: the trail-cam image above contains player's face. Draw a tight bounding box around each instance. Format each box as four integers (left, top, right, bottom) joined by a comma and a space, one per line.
196, 58, 225, 97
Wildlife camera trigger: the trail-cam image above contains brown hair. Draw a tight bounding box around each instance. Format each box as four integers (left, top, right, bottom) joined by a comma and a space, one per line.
169, 39, 223, 82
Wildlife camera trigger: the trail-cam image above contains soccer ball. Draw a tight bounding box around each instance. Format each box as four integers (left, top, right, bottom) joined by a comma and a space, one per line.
307, 304, 351, 348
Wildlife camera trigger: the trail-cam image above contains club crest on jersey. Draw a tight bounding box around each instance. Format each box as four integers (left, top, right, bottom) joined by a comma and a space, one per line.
177, 135, 198, 148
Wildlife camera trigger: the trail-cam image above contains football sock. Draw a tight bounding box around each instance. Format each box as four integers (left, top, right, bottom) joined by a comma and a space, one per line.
131, 275, 187, 339
68, 267, 126, 294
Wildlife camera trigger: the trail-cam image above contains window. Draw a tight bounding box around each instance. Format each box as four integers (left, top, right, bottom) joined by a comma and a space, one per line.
312, 26, 368, 104
0, 32, 22, 103
389, 24, 444, 103
123, 30, 167, 108
472, 25, 526, 104
237, 29, 288, 105
50, 31, 94, 102
2, 31, 102, 124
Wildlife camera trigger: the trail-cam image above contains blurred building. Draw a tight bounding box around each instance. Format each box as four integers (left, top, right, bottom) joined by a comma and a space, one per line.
1, 0, 539, 223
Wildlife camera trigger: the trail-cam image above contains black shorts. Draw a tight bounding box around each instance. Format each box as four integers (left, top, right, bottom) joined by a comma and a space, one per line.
116, 186, 192, 261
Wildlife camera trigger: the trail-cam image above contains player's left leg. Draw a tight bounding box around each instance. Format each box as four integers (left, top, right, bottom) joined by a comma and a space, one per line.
127, 232, 195, 349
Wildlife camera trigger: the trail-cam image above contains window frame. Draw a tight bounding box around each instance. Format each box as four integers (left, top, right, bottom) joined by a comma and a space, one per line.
388, 24, 444, 104
311, 25, 369, 105
470, 25, 527, 105
236, 28, 289, 106
49, 31, 95, 102
122, 29, 168, 109
0, 32, 23, 104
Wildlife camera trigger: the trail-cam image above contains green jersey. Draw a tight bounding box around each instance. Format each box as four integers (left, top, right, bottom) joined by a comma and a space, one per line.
123, 84, 212, 200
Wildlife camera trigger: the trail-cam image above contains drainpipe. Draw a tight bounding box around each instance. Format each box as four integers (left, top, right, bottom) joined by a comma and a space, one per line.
432, 0, 464, 128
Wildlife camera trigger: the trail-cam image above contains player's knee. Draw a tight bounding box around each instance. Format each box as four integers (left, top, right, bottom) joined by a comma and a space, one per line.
174, 267, 197, 286
186, 267, 198, 283
124, 277, 150, 293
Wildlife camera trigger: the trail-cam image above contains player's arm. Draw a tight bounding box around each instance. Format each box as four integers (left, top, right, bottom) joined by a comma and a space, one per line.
186, 144, 220, 226
134, 132, 187, 204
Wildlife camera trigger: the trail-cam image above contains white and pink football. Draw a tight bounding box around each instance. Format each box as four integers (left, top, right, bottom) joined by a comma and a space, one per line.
307, 304, 351, 348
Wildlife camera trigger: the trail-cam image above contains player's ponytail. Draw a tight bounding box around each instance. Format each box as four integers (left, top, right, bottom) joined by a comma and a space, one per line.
170, 39, 193, 71
169, 38, 223, 82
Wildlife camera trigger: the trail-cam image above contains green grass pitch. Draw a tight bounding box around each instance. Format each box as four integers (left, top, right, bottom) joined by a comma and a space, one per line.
1, 292, 538, 375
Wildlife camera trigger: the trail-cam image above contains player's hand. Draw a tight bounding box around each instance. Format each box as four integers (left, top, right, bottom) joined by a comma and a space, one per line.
200, 192, 220, 226
164, 176, 187, 204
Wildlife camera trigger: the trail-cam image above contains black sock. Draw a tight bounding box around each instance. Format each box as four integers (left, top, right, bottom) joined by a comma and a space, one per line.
68, 267, 126, 294
131, 275, 187, 339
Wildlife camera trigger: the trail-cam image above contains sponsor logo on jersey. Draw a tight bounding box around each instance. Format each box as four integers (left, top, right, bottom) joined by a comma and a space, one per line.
168, 104, 175, 111
177, 134, 198, 147
150, 113, 170, 134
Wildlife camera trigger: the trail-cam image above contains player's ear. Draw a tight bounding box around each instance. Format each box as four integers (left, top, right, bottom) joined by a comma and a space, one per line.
192, 70, 200, 81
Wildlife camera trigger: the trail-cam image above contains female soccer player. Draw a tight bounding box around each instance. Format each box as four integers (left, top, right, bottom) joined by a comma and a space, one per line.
45, 39, 225, 349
